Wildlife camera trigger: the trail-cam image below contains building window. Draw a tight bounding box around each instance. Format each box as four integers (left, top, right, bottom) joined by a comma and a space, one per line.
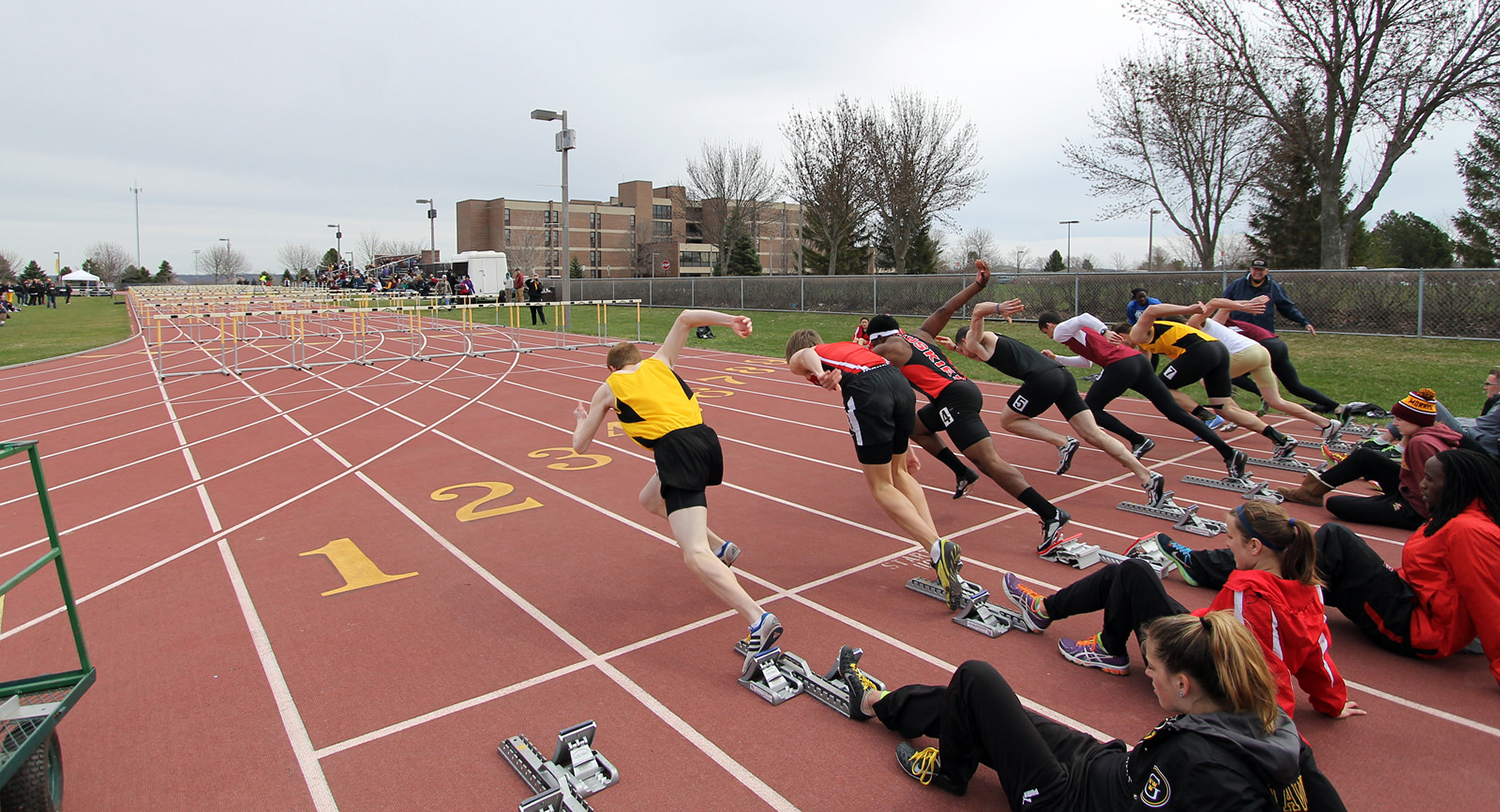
652, 204, 671, 220
544, 210, 553, 224
653, 220, 671, 238
680, 251, 712, 267
504, 208, 511, 225
630, 214, 636, 229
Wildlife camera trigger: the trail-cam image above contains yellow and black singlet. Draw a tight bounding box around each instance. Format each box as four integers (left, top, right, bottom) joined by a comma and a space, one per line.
1138, 321, 1216, 360
606, 358, 703, 449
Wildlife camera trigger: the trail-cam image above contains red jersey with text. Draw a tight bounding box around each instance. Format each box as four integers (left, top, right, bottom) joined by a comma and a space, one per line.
1064, 326, 1140, 367
809, 342, 889, 383
893, 333, 966, 400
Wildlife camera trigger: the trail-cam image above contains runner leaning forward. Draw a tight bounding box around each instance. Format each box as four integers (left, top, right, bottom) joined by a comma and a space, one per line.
864, 263, 1070, 552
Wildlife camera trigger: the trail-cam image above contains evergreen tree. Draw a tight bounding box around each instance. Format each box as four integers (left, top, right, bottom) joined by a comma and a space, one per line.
875, 222, 941, 273
1454, 117, 1500, 267
1043, 249, 1066, 273
1247, 87, 1325, 268
154, 260, 175, 283
1368, 211, 1454, 268
569, 256, 584, 278
121, 265, 153, 283
20, 260, 45, 281
801, 218, 872, 275
321, 248, 341, 269
0, 256, 13, 283
725, 235, 763, 276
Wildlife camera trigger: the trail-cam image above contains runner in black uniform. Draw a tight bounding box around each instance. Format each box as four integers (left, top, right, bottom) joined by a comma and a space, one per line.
950, 299, 1165, 507
866, 263, 1070, 551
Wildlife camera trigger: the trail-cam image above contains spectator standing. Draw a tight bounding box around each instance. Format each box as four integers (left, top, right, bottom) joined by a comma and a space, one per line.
1222, 259, 1315, 334
1125, 288, 1161, 325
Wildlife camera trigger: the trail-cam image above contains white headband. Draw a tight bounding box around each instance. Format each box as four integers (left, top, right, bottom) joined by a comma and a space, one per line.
868, 329, 900, 339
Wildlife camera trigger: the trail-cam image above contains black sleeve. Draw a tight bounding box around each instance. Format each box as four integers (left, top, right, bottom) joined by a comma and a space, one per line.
1298, 741, 1347, 812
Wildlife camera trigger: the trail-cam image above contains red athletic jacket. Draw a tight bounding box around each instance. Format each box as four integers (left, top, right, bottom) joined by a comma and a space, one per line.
1402, 424, 1465, 518
1402, 501, 1500, 686
1194, 570, 1348, 718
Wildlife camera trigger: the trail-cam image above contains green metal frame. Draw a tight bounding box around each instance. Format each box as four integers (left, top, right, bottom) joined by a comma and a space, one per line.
0, 441, 95, 787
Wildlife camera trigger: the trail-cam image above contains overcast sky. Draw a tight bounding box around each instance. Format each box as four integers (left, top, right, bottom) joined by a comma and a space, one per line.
2, 0, 1478, 276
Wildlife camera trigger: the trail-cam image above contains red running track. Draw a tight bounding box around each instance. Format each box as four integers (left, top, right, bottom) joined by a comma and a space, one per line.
0, 313, 1495, 811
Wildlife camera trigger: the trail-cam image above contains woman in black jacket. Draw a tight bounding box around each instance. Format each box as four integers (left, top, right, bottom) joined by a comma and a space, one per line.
840, 611, 1344, 811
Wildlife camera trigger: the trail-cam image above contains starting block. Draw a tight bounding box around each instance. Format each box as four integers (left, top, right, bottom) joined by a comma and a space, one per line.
905, 577, 1026, 637
1341, 422, 1378, 438
1038, 532, 1180, 578
737, 647, 804, 705
1117, 491, 1227, 538
499, 720, 620, 812
1039, 534, 1103, 569
1181, 472, 1266, 495
730, 644, 888, 718
1241, 482, 1285, 503
1245, 453, 1310, 473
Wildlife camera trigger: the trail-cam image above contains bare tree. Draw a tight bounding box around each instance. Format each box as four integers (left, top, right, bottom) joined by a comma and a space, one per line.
1079, 252, 1098, 270
1063, 46, 1266, 272
686, 140, 779, 267
1215, 233, 1254, 270
0, 249, 21, 282
1110, 251, 1130, 271
781, 95, 874, 276
959, 227, 999, 268
356, 231, 386, 267
386, 239, 425, 258
1143, 0, 1500, 268
276, 243, 321, 275
862, 90, 986, 274
505, 210, 548, 276
84, 241, 132, 285
1009, 245, 1033, 273
198, 243, 250, 283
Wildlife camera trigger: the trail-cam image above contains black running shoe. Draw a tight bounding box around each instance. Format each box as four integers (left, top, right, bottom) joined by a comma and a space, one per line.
837, 645, 876, 721
1038, 508, 1071, 553
1271, 436, 1300, 461
953, 467, 980, 500
1131, 437, 1155, 459
1228, 449, 1248, 480
1055, 437, 1080, 475
1144, 471, 1166, 506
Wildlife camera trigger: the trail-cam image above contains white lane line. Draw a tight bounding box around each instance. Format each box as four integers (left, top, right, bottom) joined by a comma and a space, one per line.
219, 540, 339, 812
1345, 679, 1500, 738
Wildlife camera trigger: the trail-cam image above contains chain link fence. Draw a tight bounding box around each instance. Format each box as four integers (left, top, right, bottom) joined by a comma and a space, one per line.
578, 268, 1500, 340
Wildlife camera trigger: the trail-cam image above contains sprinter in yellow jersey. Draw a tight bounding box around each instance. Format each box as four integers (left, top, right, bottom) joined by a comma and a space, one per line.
1122, 301, 1297, 461
572, 309, 783, 663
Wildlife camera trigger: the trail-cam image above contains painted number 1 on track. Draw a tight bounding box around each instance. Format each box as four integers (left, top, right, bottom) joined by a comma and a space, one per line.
300, 538, 418, 597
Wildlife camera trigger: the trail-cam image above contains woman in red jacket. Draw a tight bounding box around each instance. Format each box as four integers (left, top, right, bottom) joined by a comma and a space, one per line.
1004, 501, 1362, 720
1166, 449, 1500, 689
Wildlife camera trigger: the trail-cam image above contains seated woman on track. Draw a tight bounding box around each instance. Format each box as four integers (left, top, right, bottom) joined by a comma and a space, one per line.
1001, 501, 1360, 721
1166, 448, 1500, 690
1278, 389, 1465, 530
839, 613, 1347, 810
852, 316, 870, 346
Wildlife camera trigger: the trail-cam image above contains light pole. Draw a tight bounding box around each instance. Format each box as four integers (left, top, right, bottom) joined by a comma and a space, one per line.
130, 183, 142, 270
531, 108, 575, 328
1148, 209, 1161, 272
53, 251, 60, 276
192, 249, 201, 276
327, 224, 342, 266
219, 238, 232, 282
415, 199, 436, 263
1059, 220, 1079, 270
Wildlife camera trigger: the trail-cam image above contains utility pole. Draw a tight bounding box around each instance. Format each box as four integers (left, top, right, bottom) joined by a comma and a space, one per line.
130, 183, 143, 269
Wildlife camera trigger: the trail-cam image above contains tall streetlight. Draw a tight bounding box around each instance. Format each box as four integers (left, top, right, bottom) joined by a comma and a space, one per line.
192, 249, 201, 276
1059, 220, 1079, 271
415, 200, 437, 263
530, 108, 575, 328
1147, 209, 1161, 272
327, 224, 342, 266
130, 183, 143, 270
53, 251, 60, 276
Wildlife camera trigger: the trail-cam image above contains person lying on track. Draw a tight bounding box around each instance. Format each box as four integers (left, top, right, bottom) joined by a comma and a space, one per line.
947, 299, 1165, 512
573, 308, 782, 663
1165, 448, 1500, 689
838, 612, 1347, 810
863, 263, 1070, 552
783, 327, 967, 610
1003, 501, 1361, 722
1035, 310, 1248, 480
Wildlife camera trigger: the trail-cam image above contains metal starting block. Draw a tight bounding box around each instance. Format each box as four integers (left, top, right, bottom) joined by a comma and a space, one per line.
499, 720, 620, 812
1245, 453, 1310, 472
905, 577, 1026, 637
737, 647, 804, 705
1040, 534, 1103, 569
728, 645, 888, 717
1241, 482, 1285, 503
1039, 532, 1180, 578
1117, 491, 1226, 538
1181, 473, 1265, 495
1341, 422, 1377, 438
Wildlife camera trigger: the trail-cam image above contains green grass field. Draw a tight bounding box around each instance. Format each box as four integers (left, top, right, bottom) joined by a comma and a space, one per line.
0, 296, 132, 368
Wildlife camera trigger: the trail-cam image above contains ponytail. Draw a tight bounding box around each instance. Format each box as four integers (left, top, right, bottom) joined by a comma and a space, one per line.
1144, 612, 1280, 734
1237, 501, 1320, 586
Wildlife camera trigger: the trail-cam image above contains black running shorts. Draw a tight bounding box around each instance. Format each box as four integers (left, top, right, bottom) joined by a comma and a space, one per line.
841, 364, 916, 465
919, 379, 992, 452
653, 423, 723, 514
1007, 366, 1087, 419
1159, 342, 1233, 399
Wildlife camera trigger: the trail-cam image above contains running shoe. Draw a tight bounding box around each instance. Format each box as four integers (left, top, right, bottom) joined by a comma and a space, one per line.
1227, 449, 1248, 480
1322, 419, 1344, 444
1002, 573, 1050, 632
1271, 436, 1300, 461
1038, 508, 1072, 554
932, 539, 966, 611
1157, 537, 1201, 588
1131, 437, 1155, 459
1083, 371, 1103, 383
895, 743, 964, 794
1055, 437, 1080, 475
715, 540, 740, 568
1058, 634, 1130, 675
1203, 414, 1227, 431
1144, 471, 1166, 507
1256, 398, 1269, 417
743, 612, 783, 660
953, 467, 980, 500
837, 645, 876, 720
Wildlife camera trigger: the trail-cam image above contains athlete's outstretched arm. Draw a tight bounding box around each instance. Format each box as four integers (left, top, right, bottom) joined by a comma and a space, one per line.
788, 347, 841, 390
1128, 301, 1203, 346
918, 262, 990, 338
655, 309, 753, 368
572, 382, 617, 453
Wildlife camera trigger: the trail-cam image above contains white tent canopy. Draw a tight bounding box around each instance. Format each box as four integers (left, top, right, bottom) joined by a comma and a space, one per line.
60, 269, 100, 282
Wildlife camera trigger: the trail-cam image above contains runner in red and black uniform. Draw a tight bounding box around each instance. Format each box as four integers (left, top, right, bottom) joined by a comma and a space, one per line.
785, 329, 968, 610
866, 264, 1070, 552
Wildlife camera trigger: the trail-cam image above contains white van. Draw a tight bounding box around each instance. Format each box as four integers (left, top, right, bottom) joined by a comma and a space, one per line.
448, 251, 509, 297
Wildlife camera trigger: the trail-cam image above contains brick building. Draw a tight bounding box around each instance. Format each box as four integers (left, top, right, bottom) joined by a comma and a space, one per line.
455, 180, 805, 278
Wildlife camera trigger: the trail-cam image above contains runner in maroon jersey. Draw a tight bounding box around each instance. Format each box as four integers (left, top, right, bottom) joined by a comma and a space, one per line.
865, 263, 1070, 552
784, 329, 967, 609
